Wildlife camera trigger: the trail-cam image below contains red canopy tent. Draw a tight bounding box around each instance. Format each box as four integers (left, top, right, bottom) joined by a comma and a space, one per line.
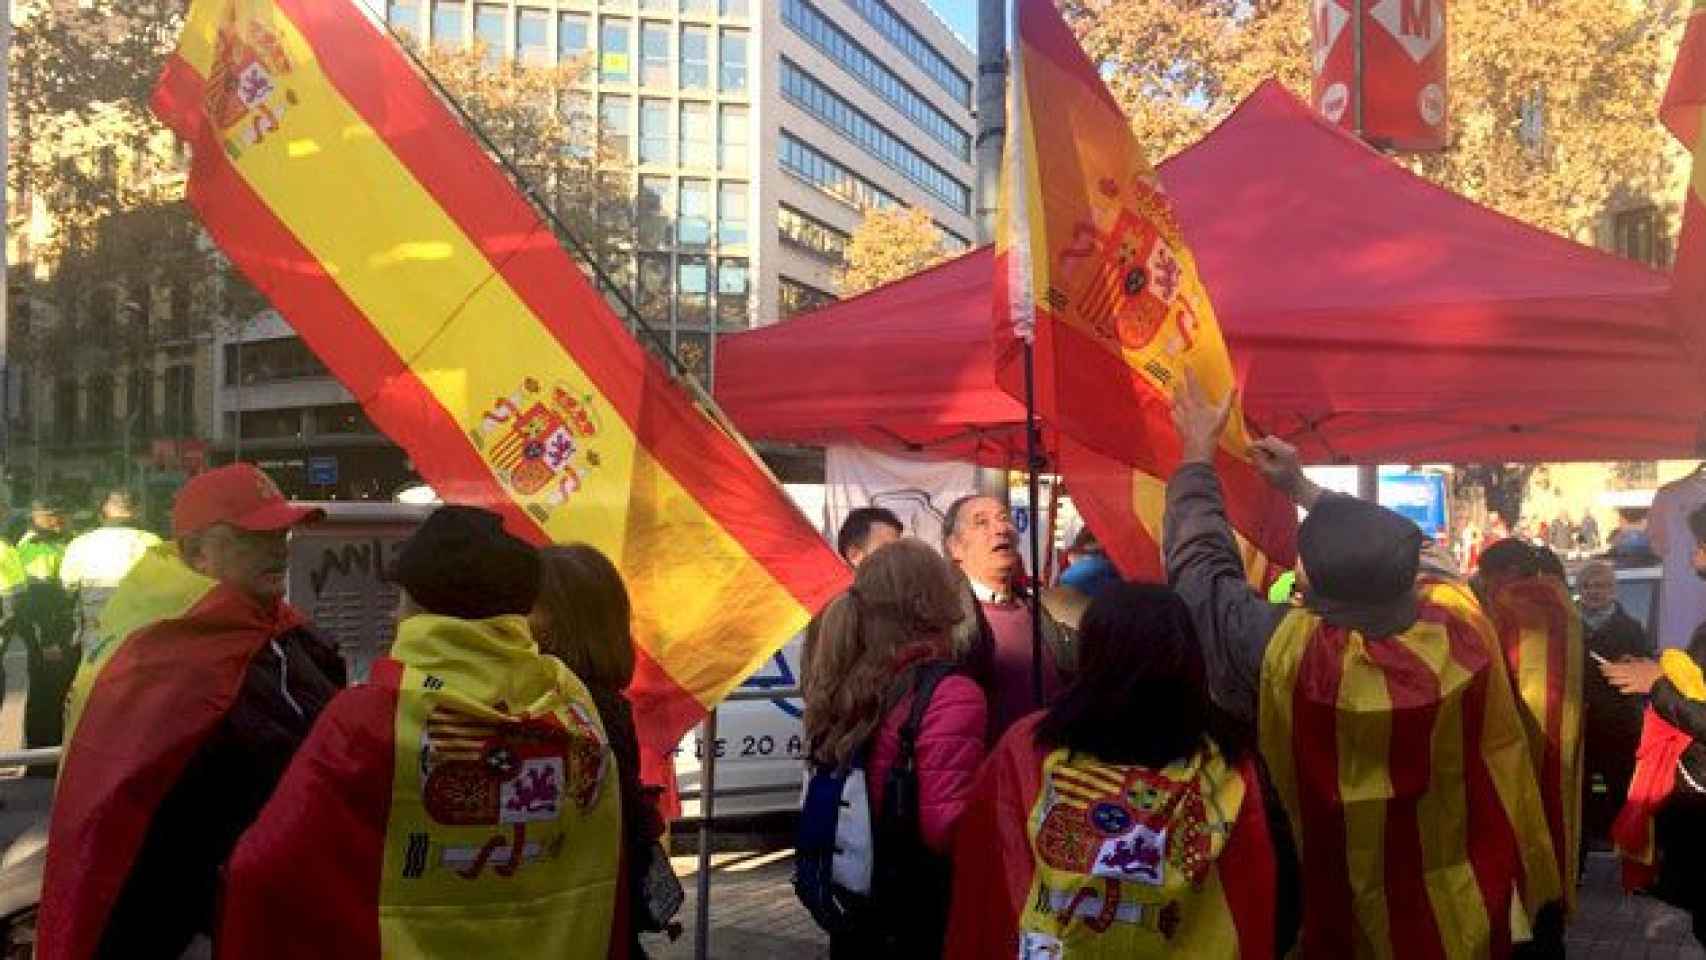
716, 82, 1706, 465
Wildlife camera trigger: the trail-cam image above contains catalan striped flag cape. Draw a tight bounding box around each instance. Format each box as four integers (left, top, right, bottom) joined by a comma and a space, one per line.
1663, 0, 1706, 359
217, 615, 622, 958
150, 0, 850, 756
1612, 649, 1706, 891
946, 716, 1278, 958
1258, 580, 1561, 958
995, 0, 1296, 587
1487, 577, 1584, 909
40, 546, 306, 960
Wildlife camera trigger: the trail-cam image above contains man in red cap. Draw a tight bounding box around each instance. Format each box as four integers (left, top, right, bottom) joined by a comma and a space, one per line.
41, 464, 346, 960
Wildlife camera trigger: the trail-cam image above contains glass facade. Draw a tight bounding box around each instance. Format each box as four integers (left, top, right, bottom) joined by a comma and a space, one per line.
846, 0, 972, 104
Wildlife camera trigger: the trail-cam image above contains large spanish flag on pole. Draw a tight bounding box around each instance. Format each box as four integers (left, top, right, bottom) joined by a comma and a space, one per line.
994, 0, 1296, 586
150, 0, 850, 752
1664, 0, 1706, 362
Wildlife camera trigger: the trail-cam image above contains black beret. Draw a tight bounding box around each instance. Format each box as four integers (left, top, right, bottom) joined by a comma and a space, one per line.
395, 506, 540, 620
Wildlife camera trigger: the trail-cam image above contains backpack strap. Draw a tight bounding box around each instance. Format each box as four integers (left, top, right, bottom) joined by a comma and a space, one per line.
894, 661, 957, 772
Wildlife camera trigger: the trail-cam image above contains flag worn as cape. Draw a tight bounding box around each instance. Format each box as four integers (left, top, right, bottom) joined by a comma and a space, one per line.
1488, 576, 1585, 909
150, 0, 850, 756
40, 546, 305, 960
1612, 648, 1706, 892
218, 614, 622, 959
946, 715, 1278, 958
994, 0, 1296, 587
1259, 580, 1560, 959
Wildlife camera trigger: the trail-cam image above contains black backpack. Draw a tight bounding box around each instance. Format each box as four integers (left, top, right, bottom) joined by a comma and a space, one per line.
795, 662, 957, 952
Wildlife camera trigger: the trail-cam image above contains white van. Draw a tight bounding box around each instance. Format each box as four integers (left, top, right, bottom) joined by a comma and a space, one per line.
671, 635, 808, 819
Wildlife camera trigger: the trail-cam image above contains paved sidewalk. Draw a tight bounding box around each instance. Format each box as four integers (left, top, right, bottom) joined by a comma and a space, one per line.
1570, 853, 1703, 959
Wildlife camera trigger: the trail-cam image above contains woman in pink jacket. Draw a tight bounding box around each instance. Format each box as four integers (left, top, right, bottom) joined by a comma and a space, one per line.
804, 538, 989, 958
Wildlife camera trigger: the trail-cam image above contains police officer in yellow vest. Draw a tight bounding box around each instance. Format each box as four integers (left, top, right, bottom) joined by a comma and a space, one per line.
17, 499, 71, 583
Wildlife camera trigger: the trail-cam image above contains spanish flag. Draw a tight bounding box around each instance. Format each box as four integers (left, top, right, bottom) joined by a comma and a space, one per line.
41, 547, 307, 960
150, 0, 849, 755
1612, 649, 1706, 892
1488, 577, 1585, 909
1259, 581, 1561, 958
946, 716, 1278, 958
995, 0, 1296, 586
217, 615, 621, 958
1664, 0, 1706, 359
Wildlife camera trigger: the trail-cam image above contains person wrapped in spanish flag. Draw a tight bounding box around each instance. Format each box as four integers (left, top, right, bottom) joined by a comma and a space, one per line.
944, 583, 1296, 958
41, 464, 343, 960
216, 505, 623, 959
1162, 380, 1562, 959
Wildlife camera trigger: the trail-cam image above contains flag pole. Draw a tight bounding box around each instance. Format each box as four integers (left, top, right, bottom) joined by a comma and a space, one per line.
1023, 340, 1045, 707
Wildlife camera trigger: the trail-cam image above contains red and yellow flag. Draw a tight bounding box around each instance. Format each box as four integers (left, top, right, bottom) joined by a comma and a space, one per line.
1258, 581, 1560, 958
946, 716, 1278, 958
41, 547, 305, 960
1488, 577, 1585, 909
150, 0, 849, 755
1612, 649, 1706, 892
218, 616, 621, 958
1664, 0, 1706, 360
995, 0, 1296, 586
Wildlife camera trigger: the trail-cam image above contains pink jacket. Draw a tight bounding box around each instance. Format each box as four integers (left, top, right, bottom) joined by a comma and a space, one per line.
866, 674, 989, 854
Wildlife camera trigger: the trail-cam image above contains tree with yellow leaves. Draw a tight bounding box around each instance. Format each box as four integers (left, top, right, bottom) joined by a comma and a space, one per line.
835, 205, 952, 298
1061, 0, 1687, 241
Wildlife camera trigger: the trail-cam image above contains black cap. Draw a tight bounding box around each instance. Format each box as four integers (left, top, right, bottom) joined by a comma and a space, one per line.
1297, 496, 1424, 606
394, 506, 541, 620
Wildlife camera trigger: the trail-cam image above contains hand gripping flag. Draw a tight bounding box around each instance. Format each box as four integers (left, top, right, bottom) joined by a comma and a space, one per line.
40, 546, 306, 960
1488, 576, 1585, 911
150, 0, 850, 754
1258, 580, 1561, 958
995, 0, 1296, 586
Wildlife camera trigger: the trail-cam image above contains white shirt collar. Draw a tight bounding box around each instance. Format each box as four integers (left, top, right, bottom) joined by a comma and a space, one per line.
968, 577, 1013, 605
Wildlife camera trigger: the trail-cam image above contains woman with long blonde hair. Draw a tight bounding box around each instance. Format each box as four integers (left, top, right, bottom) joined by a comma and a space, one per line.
802, 538, 987, 958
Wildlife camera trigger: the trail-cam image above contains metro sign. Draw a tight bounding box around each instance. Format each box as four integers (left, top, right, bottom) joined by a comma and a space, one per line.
1312, 0, 1349, 73
1369, 0, 1445, 63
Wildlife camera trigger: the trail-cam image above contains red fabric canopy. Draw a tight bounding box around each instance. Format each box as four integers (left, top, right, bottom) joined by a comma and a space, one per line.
717, 82, 1705, 464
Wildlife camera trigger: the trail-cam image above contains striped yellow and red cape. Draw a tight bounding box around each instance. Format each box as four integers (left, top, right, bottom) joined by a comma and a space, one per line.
995, 0, 1296, 589
1259, 580, 1561, 958
946, 715, 1279, 958
217, 615, 621, 958
151, 0, 849, 757
40, 546, 307, 960
1487, 577, 1585, 908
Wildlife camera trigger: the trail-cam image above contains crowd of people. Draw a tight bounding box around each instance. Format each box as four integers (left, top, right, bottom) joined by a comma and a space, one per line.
14, 401, 1706, 957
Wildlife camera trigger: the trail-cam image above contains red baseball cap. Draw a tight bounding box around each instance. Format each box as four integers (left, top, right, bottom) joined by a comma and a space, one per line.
172, 463, 325, 538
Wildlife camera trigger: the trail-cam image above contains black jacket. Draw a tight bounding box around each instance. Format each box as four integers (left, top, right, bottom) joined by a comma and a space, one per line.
1651, 676, 1706, 798
1582, 605, 1653, 747
96, 621, 346, 959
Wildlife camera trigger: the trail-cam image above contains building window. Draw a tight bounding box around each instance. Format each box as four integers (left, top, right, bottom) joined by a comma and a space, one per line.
680, 25, 709, 90
717, 257, 749, 329
474, 4, 506, 65
718, 181, 748, 248
719, 104, 748, 172
846, 0, 972, 105
639, 98, 671, 165
432, 0, 465, 49
679, 101, 713, 168
678, 178, 711, 248
720, 29, 748, 93
167, 282, 193, 339
681, 0, 713, 14
224, 337, 330, 386
127, 368, 154, 437
601, 17, 632, 82
637, 252, 673, 324
779, 59, 971, 214
516, 7, 550, 64
720, 0, 748, 16
561, 91, 595, 159
600, 94, 633, 160
675, 330, 711, 385
86, 375, 114, 442
1613, 206, 1668, 269
239, 408, 306, 442
315, 405, 377, 436
640, 21, 672, 87
597, 171, 633, 237
779, 131, 901, 211
559, 12, 590, 61
388, 0, 422, 39
678, 255, 710, 325
778, 204, 850, 262
637, 174, 673, 247
163, 364, 196, 438
782, 0, 972, 160
639, 0, 671, 10
53, 378, 78, 445
780, 277, 838, 318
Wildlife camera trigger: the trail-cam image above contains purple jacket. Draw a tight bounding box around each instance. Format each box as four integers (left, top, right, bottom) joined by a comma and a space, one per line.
867, 674, 988, 854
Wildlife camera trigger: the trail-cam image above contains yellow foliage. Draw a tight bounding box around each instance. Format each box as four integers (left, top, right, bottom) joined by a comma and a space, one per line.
834, 206, 951, 297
